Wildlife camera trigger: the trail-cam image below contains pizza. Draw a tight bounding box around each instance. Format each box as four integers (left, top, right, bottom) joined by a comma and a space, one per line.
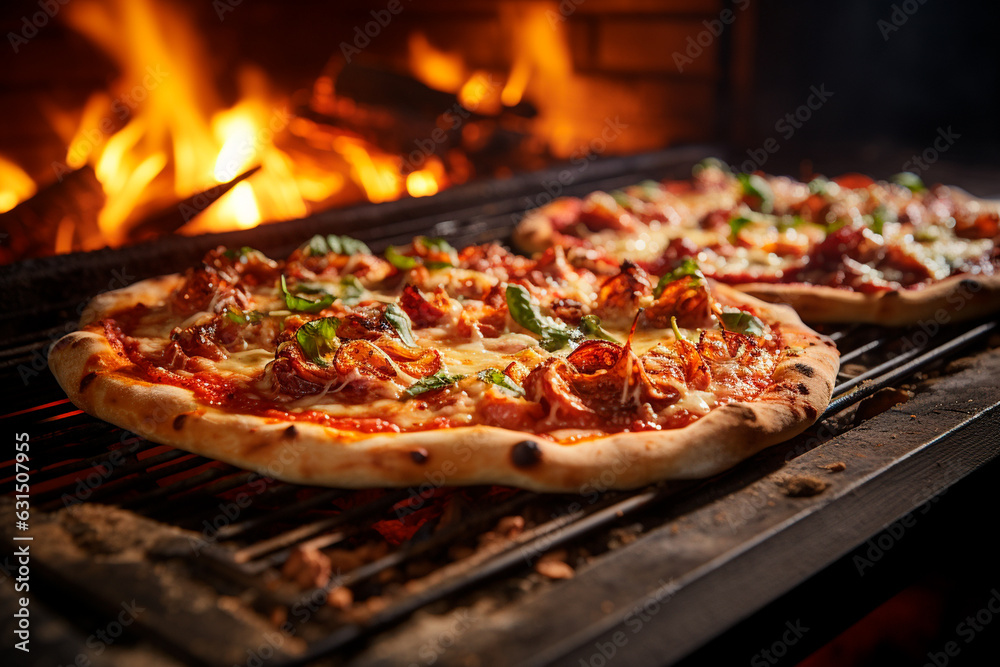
48, 235, 838, 492
513, 160, 1000, 325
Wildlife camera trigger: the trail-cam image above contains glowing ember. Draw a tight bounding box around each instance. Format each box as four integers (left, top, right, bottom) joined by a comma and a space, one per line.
406, 170, 439, 198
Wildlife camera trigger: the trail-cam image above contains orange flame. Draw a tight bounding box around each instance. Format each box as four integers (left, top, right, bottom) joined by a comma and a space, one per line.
0, 155, 37, 214
408, 33, 467, 93
7, 0, 592, 260
59, 0, 309, 245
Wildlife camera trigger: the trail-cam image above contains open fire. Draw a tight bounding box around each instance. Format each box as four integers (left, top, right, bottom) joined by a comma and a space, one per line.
0, 0, 641, 262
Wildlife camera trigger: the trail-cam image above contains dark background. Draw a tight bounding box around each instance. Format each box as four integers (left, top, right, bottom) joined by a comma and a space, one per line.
742, 0, 1000, 190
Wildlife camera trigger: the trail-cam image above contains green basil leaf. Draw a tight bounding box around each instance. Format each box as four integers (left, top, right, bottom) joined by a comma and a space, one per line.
338, 275, 365, 306
634, 180, 663, 202
778, 215, 805, 229
719, 310, 766, 336
729, 215, 754, 238
505, 284, 582, 352
504, 284, 547, 337
737, 173, 775, 214
223, 246, 259, 261
807, 177, 831, 196
425, 260, 454, 270
891, 172, 926, 193
302, 234, 370, 256
225, 307, 246, 325
293, 281, 330, 294
417, 236, 456, 254
385, 245, 419, 270
280, 275, 335, 313
307, 235, 329, 256
477, 367, 525, 397
295, 317, 341, 367
404, 371, 466, 398
824, 218, 848, 235
383, 302, 416, 347
578, 314, 620, 343
867, 205, 894, 235
329, 234, 371, 255
540, 332, 577, 352
225, 308, 264, 325
653, 258, 705, 298
610, 190, 632, 208
693, 157, 731, 176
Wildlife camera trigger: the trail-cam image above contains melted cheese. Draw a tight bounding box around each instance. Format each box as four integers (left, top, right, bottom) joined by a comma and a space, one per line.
118, 250, 790, 443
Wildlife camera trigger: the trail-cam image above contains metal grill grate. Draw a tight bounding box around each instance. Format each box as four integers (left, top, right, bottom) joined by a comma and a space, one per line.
2, 149, 999, 667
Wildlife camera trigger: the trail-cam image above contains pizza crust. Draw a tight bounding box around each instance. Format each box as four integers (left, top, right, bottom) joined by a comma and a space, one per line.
49, 277, 838, 492
738, 273, 1000, 326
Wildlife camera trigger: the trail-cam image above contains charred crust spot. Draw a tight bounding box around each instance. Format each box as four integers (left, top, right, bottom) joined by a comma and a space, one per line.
804, 404, 818, 420
172, 414, 187, 430
960, 279, 981, 291
793, 363, 815, 378
71, 337, 88, 349
511, 440, 543, 468
727, 404, 757, 422
79, 372, 98, 392
796, 382, 810, 396
282, 425, 299, 440
410, 448, 429, 464
824, 339, 836, 347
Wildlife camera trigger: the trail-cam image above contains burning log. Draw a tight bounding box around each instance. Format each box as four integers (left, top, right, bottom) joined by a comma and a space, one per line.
126, 166, 262, 243
0, 167, 105, 262
302, 63, 542, 181
336, 64, 472, 119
